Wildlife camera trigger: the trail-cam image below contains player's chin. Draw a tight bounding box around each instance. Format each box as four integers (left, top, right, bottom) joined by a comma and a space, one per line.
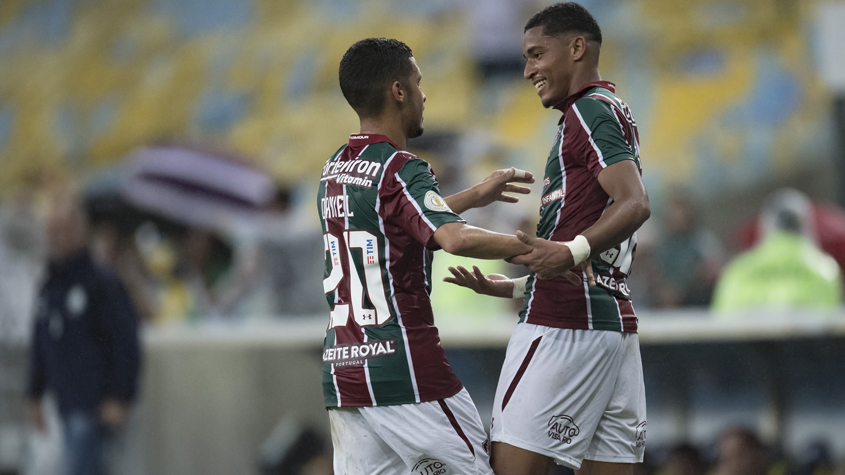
408, 125, 424, 139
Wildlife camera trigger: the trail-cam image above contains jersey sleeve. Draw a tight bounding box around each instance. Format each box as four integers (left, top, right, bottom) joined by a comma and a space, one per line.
572, 97, 634, 178
380, 157, 465, 250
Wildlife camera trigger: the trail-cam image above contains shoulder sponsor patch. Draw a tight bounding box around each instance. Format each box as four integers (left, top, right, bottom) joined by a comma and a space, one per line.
424, 191, 451, 212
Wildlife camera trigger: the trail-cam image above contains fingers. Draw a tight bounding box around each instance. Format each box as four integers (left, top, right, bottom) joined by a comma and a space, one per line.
503, 184, 532, 195
515, 230, 536, 246
582, 261, 596, 287
509, 168, 535, 183
507, 255, 529, 265
560, 270, 582, 286
444, 266, 467, 285
472, 266, 486, 280
497, 195, 519, 203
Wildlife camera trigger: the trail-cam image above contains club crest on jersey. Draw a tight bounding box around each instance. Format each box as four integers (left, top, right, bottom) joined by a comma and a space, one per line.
424, 191, 450, 212
323, 339, 397, 367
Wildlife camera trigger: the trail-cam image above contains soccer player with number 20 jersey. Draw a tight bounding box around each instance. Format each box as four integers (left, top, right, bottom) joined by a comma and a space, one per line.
319, 38, 539, 475
446, 3, 651, 475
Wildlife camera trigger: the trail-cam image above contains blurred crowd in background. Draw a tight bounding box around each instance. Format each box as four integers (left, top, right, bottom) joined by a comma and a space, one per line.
0, 0, 844, 474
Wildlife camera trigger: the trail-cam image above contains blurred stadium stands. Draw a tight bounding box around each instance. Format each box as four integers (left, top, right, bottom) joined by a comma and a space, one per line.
1, 0, 845, 474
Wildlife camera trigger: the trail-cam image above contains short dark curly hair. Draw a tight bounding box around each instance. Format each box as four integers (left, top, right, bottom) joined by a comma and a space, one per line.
524, 2, 602, 45
338, 38, 415, 118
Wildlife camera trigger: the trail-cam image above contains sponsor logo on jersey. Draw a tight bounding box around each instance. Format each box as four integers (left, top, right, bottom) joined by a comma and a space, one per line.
541, 189, 565, 207
412, 457, 447, 475
547, 415, 579, 444
321, 158, 382, 188
424, 191, 451, 212
595, 274, 631, 300
635, 421, 647, 448
322, 338, 397, 367
543, 176, 551, 187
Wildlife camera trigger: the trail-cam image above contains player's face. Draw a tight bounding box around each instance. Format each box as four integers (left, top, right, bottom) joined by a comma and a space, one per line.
403, 57, 426, 139
523, 26, 575, 108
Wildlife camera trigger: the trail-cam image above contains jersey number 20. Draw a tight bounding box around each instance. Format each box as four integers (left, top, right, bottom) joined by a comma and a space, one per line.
323, 230, 391, 329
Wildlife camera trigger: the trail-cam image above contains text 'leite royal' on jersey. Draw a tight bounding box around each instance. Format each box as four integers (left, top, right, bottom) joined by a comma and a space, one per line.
521, 81, 642, 333
318, 134, 466, 408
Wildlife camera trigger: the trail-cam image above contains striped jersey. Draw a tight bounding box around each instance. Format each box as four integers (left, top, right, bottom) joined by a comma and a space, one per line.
520, 81, 642, 333
318, 134, 466, 408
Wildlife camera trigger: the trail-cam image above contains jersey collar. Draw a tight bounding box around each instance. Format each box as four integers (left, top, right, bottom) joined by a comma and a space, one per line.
553, 81, 616, 124
348, 134, 400, 149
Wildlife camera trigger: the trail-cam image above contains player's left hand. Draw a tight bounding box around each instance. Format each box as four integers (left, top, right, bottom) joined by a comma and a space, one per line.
471, 167, 534, 208
508, 231, 595, 285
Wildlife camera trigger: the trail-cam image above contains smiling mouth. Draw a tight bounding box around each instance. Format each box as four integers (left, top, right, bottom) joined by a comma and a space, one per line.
534, 79, 547, 91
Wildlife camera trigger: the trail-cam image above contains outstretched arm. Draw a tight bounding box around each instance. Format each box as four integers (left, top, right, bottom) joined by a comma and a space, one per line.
509, 160, 649, 279
433, 222, 531, 260
444, 168, 534, 215
444, 263, 588, 298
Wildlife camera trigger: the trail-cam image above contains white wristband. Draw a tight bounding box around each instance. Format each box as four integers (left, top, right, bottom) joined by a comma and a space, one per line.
563, 235, 591, 266
511, 275, 529, 299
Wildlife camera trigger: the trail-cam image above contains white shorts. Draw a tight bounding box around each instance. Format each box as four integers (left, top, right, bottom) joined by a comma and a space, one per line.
329, 388, 493, 475
490, 324, 646, 470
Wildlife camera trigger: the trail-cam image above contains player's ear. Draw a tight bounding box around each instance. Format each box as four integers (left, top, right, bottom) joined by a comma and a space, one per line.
391, 80, 405, 104
571, 35, 587, 61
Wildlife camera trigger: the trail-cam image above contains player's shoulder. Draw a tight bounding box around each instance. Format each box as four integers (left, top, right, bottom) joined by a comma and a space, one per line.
573, 87, 620, 117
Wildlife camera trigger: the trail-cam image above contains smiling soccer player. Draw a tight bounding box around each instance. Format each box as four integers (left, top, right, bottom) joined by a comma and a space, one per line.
445, 4, 651, 475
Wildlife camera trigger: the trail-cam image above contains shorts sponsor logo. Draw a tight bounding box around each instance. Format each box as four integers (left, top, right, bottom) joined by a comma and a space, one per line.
424, 191, 451, 212
541, 189, 564, 207
543, 176, 551, 187
547, 415, 579, 444
322, 339, 397, 367
412, 457, 447, 475
635, 421, 646, 448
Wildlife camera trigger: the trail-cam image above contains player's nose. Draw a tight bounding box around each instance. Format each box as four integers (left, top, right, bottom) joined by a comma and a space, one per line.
524, 61, 535, 80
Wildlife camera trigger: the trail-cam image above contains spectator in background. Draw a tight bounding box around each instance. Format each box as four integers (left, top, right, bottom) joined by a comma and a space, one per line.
653, 195, 724, 308
178, 228, 258, 318
714, 428, 769, 475
27, 187, 142, 475
712, 189, 842, 313
661, 443, 707, 475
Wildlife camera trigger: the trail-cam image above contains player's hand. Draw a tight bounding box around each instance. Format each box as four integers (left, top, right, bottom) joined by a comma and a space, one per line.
99, 399, 130, 430
471, 167, 534, 208
508, 231, 593, 285
28, 399, 46, 433
443, 266, 515, 298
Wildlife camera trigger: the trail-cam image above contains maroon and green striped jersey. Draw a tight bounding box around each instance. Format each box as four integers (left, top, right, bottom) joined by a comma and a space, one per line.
520, 81, 642, 333
318, 134, 466, 408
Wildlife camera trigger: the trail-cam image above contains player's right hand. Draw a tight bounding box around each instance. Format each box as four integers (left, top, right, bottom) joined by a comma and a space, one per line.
443, 265, 515, 299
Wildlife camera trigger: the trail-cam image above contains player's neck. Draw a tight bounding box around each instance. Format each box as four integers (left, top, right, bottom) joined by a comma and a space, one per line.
358, 117, 407, 150
567, 68, 602, 97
